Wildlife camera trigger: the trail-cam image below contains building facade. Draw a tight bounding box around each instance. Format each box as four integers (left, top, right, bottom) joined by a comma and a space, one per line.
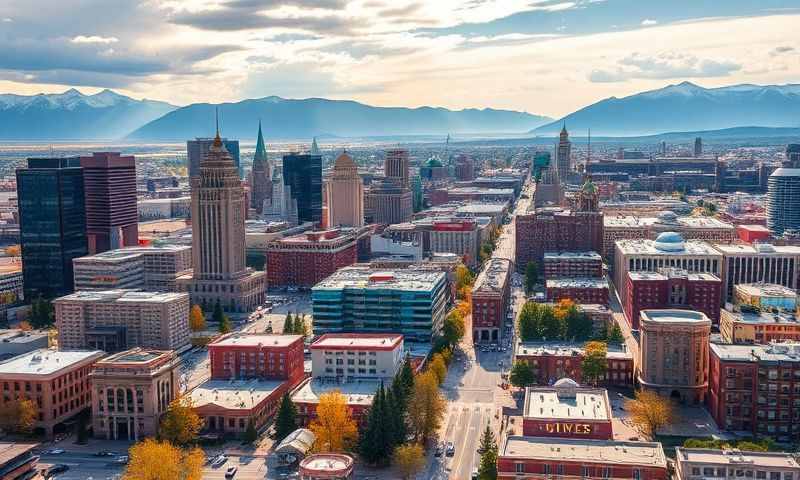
556, 125, 572, 179
55, 290, 190, 352
675, 448, 800, 480
521, 381, 613, 440
709, 342, 800, 443
471, 257, 512, 343
623, 269, 722, 329
266, 229, 358, 288
638, 309, 711, 404
326, 152, 364, 228
514, 342, 634, 387
715, 243, 800, 303
73, 245, 192, 292
767, 168, 800, 236
0, 349, 104, 437
429, 218, 480, 267
187, 137, 240, 179
543, 251, 603, 279
283, 153, 323, 225
80, 152, 138, 254
16, 157, 87, 299
178, 133, 266, 317
249, 122, 272, 214
545, 278, 610, 305
208, 333, 305, 383
365, 179, 413, 225
720, 307, 800, 345
311, 266, 449, 342
384, 149, 410, 188
310, 333, 403, 382
90, 348, 181, 441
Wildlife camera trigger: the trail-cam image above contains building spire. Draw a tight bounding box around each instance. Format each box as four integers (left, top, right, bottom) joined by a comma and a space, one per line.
213, 106, 222, 147
254, 119, 267, 166
311, 137, 320, 155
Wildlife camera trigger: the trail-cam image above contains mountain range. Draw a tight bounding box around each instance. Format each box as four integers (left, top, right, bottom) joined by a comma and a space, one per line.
127, 96, 552, 140
0, 89, 176, 140
534, 82, 800, 136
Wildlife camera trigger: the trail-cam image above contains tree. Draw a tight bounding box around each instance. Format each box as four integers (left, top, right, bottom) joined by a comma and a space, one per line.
0, 397, 37, 434
212, 300, 225, 324
392, 443, 425, 480
509, 361, 535, 388
626, 390, 673, 439
18, 321, 32, 331
455, 263, 475, 292
159, 396, 202, 446
385, 386, 407, 450
4, 245, 20, 257
274, 393, 298, 443
310, 390, 358, 453
218, 315, 232, 334
392, 355, 415, 410
524, 261, 538, 293
556, 300, 592, 341
581, 341, 608, 386
124, 438, 204, 480
477, 425, 498, 480
284, 312, 294, 334
359, 384, 396, 466
429, 353, 447, 385
406, 371, 445, 443
442, 310, 466, 347
608, 323, 624, 344
243, 419, 258, 444
539, 306, 563, 340
188, 305, 206, 332
29, 296, 54, 329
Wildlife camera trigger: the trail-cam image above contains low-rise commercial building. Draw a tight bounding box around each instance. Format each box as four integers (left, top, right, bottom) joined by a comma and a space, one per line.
0, 329, 49, 361
0, 349, 104, 437
190, 379, 287, 437
514, 342, 634, 387
709, 342, 800, 443
720, 306, 800, 344
310, 333, 403, 383
543, 251, 603, 279
497, 436, 668, 480
639, 309, 711, 404
311, 266, 449, 342
208, 333, 305, 385
623, 269, 721, 329
674, 448, 800, 480
521, 380, 613, 440
55, 290, 191, 353
472, 257, 512, 344
266, 229, 359, 288
72, 245, 192, 292
291, 377, 378, 427
734, 283, 797, 312
545, 277, 610, 306
299, 454, 354, 480
90, 348, 181, 441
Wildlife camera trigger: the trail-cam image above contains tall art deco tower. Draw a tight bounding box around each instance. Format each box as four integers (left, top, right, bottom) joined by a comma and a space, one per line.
326, 151, 364, 227
178, 121, 265, 317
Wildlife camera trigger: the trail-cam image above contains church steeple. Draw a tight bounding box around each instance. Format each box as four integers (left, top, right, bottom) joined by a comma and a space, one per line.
253, 120, 268, 167
311, 137, 320, 156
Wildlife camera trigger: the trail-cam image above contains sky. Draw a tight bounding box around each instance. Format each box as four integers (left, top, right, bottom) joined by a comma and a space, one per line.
0, 0, 798, 118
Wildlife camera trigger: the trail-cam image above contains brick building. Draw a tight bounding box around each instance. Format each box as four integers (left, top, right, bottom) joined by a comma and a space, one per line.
675, 448, 800, 480
0, 349, 104, 437
543, 251, 603, 279
471, 257, 512, 343
515, 182, 603, 272
90, 348, 181, 441
266, 229, 358, 288
720, 306, 800, 345
521, 380, 613, 440
208, 333, 305, 384
545, 278, 610, 306
623, 269, 722, 329
709, 342, 800, 443
497, 436, 668, 480
639, 310, 711, 404
514, 342, 634, 387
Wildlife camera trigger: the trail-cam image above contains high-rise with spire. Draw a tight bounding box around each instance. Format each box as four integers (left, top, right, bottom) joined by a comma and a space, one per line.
556, 124, 572, 179
178, 118, 266, 317
326, 151, 364, 227
250, 121, 271, 214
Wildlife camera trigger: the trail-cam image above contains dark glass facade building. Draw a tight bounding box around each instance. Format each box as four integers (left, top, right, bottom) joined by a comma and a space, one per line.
16, 158, 88, 299
282, 154, 322, 224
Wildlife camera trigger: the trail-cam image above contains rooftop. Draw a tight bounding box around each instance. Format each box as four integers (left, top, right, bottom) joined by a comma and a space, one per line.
515, 341, 631, 360
641, 309, 711, 325
524, 385, 610, 421
735, 283, 797, 298
190, 379, 284, 411
473, 257, 511, 293
711, 342, 800, 363
291, 378, 380, 406
312, 265, 445, 292
300, 454, 354, 473
54, 289, 188, 304
0, 349, 103, 376
546, 278, 609, 289
501, 436, 667, 467
311, 333, 403, 351
616, 237, 721, 257
211, 333, 303, 348
543, 251, 602, 261
73, 245, 190, 263
628, 269, 720, 282
605, 215, 734, 230
96, 348, 174, 366
0, 442, 38, 465
0, 329, 48, 345
713, 243, 800, 255
675, 448, 800, 469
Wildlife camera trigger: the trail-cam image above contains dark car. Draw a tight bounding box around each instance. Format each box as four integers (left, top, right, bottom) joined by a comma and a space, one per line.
94, 450, 117, 457
45, 464, 69, 478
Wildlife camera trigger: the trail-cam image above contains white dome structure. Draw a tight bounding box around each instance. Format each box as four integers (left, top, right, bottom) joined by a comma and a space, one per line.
654, 231, 685, 252
656, 211, 678, 224
553, 378, 579, 389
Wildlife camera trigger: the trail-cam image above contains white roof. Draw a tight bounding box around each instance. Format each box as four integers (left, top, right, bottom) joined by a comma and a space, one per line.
501, 436, 667, 467
641, 309, 711, 325
212, 333, 303, 348
311, 334, 403, 350
291, 378, 380, 406
616, 238, 722, 256
190, 379, 284, 410
676, 448, 800, 469
0, 349, 103, 376
524, 387, 610, 421
55, 289, 188, 304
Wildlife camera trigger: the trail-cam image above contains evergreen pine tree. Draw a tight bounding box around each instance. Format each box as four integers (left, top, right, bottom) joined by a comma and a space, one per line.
284, 312, 294, 334
359, 384, 385, 465
375, 385, 394, 464
478, 424, 496, 454
393, 355, 415, 409
213, 300, 225, 324
243, 419, 258, 444
274, 393, 298, 442
385, 386, 406, 448
477, 424, 498, 480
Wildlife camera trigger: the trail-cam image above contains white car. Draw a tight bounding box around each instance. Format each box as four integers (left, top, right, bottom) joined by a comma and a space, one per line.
212, 454, 228, 467
47, 448, 65, 455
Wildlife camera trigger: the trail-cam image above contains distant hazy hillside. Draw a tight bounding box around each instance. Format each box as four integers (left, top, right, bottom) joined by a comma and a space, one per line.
0, 89, 177, 140
127, 96, 552, 140
534, 82, 800, 136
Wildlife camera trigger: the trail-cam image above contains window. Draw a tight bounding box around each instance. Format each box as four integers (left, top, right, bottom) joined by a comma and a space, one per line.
515, 463, 524, 473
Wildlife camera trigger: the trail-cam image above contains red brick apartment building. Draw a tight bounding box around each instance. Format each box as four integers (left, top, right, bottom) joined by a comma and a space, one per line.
266, 229, 358, 288
624, 268, 722, 329
521, 380, 613, 440
545, 278, 610, 306
472, 257, 512, 343
514, 342, 634, 387
543, 251, 603, 279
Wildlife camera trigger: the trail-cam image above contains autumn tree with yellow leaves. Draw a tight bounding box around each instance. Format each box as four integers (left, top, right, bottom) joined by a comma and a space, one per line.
0, 397, 37, 434
123, 438, 204, 480
393, 443, 426, 480
188, 305, 206, 332
407, 370, 446, 443
310, 390, 358, 453
159, 396, 203, 446
626, 390, 674, 439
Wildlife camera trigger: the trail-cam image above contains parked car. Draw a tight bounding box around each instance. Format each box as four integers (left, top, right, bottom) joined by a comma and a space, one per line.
44, 464, 69, 478
434, 443, 444, 457
94, 451, 117, 457
46, 448, 65, 455
225, 465, 238, 478
212, 454, 228, 467
446, 442, 455, 457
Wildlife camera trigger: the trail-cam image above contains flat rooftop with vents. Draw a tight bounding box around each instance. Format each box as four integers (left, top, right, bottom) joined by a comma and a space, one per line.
210, 333, 304, 348
0, 348, 104, 377
523, 383, 611, 421
500, 436, 667, 468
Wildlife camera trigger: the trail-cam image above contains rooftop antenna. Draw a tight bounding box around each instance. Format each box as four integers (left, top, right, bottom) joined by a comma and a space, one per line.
215, 106, 220, 136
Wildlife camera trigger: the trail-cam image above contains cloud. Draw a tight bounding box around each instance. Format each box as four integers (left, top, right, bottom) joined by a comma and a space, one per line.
770, 45, 795, 56
589, 52, 741, 82
70, 35, 118, 44
641, 19, 657, 26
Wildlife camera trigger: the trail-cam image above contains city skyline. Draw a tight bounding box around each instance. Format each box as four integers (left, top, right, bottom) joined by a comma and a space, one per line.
0, 1, 797, 117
